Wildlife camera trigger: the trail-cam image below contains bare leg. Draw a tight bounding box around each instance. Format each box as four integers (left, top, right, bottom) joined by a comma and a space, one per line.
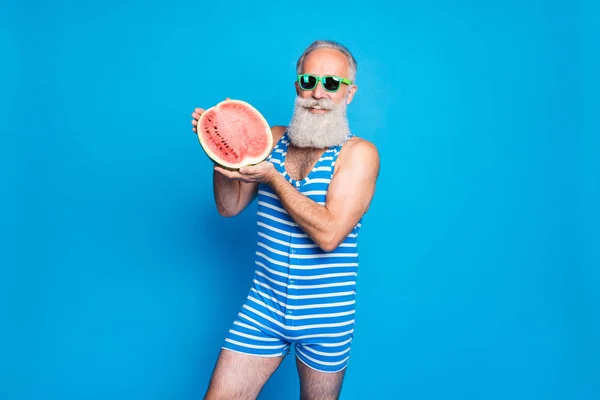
296, 355, 347, 400
204, 348, 284, 400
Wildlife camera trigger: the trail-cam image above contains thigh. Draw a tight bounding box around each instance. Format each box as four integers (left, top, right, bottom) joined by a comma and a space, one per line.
295, 353, 347, 400
204, 349, 284, 400
295, 338, 353, 400
204, 315, 290, 400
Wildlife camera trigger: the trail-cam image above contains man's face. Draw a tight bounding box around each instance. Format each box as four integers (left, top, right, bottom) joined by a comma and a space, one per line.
295, 48, 357, 112
287, 47, 358, 149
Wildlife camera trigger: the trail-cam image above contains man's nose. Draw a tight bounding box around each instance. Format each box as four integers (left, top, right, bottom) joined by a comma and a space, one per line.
312, 81, 327, 99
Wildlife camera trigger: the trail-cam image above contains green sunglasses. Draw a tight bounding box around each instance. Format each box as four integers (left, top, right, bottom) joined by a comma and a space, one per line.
297, 74, 353, 92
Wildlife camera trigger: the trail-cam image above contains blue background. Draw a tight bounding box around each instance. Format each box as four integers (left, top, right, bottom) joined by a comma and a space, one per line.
1, 0, 598, 399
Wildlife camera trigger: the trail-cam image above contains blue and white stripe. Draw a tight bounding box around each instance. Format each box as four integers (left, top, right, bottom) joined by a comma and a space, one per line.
223, 132, 362, 373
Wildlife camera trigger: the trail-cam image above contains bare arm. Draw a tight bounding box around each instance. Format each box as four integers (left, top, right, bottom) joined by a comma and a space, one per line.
267, 139, 380, 251
215, 138, 380, 251
212, 168, 260, 217
191, 107, 285, 217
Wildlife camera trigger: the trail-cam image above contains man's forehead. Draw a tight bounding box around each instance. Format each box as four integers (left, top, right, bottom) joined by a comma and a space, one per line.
302, 48, 349, 74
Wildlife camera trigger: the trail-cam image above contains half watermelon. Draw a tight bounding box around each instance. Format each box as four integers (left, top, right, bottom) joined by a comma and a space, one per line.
197, 99, 273, 170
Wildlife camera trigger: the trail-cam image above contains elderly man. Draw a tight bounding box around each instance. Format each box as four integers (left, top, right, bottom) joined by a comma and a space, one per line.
191, 40, 380, 400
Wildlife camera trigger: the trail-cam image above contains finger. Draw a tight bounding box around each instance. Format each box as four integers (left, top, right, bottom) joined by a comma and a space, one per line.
239, 164, 259, 174
214, 166, 243, 180
191, 118, 197, 126
239, 163, 266, 174
194, 108, 205, 114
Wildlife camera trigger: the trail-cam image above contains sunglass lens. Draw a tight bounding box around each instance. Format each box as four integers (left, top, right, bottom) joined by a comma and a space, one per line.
300, 75, 316, 90
323, 76, 341, 91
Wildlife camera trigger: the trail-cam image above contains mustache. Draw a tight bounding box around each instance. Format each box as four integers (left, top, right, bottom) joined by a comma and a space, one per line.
295, 97, 336, 111
287, 95, 350, 148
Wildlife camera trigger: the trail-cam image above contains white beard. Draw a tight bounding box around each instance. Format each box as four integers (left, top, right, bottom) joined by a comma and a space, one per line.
286, 96, 351, 148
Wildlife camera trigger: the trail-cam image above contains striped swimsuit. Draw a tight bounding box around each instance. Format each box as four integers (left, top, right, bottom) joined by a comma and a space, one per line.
222, 132, 362, 373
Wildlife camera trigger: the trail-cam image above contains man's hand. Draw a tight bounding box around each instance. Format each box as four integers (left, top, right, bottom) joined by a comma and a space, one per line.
214, 162, 278, 184
190, 107, 204, 133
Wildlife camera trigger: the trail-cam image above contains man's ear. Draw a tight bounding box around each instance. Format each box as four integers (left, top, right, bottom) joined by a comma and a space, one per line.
345, 84, 358, 104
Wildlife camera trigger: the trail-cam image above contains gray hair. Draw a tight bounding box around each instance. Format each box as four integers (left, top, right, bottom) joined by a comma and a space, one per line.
296, 40, 357, 82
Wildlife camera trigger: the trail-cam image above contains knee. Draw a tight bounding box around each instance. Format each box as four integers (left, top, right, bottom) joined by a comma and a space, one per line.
204, 385, 249, 400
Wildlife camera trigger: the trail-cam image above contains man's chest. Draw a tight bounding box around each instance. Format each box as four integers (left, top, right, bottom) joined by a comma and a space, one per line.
283, 148, 327, 181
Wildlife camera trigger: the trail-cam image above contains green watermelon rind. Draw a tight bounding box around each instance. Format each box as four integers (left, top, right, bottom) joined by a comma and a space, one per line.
197, 99, 273, 171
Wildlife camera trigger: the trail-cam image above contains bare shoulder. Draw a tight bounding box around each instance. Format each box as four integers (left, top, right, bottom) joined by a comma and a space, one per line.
335, 136, 380, 175
343, 136, 379, 157
270, 125, 287, 147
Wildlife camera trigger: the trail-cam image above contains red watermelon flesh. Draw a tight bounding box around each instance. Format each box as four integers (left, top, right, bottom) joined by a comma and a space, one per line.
197, 100, 273, 169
